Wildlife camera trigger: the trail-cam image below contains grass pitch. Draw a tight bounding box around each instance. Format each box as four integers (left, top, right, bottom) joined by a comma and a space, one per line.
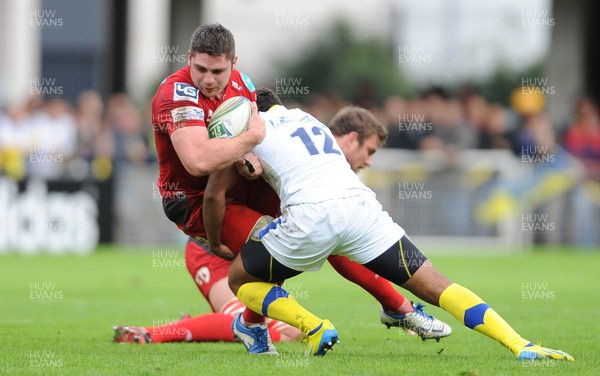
1, 246, 599, 375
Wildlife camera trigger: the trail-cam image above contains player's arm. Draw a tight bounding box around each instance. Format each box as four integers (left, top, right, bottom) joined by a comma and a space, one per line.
203, 166, 240, 260
171, 102, 265, 176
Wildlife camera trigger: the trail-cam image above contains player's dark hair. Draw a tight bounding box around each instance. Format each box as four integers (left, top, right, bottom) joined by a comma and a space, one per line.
189, 23, 235, 60
329, 106, 388, 145
256, 87, 283, 112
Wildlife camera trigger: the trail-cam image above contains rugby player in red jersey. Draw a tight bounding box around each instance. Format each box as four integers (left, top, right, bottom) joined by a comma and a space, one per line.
113, 23, 449, 346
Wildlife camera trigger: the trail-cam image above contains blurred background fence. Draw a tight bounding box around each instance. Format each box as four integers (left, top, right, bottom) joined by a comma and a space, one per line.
363, 148, 598, 251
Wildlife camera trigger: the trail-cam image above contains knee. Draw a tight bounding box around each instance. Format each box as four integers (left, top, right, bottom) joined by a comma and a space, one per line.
228, 267, 241, 295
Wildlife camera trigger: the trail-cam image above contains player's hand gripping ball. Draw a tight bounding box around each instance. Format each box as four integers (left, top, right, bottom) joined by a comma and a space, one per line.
208, 96, 252, 138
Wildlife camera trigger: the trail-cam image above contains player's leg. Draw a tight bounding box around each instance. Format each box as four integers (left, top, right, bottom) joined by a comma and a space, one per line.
246, 184, 394, 340
112, 241, 236, 344
229, 239, 339, 356
136, 264, 237, 343
113, 285, 299, 344
337, 193, 451, 340
143, 312, 235, 343
185, 203, 271, 325
133, 284, 297, 343
362, 235, 574, 361
114, 234, 301, 345
208, 279, 304, 342
185, 238, 264, 325
183, 237, 303, 343
213, 207, 305, 341
185, 238, 235, 311
326, 255, 412, 313
328, 254, 431, 336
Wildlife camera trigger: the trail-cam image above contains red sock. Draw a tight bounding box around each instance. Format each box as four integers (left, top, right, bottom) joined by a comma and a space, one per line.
144, 313, 234, 343
221, 299, 245, 317
242, 307, 266, 325
266, 321, 283, 342
327, 255, 406, 312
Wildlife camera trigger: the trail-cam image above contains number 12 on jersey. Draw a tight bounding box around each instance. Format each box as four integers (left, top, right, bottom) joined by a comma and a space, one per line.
291, 126, 341, 156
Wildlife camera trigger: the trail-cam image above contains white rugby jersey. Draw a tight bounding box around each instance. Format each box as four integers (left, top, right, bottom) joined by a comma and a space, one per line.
254, 106, 372, 207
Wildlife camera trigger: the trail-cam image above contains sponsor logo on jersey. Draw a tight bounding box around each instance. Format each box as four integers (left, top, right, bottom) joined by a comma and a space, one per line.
171, 106, 204, 123
231, 80, 242, 91
240, 72, 256, 92
173, 82, 199, 103
299, 115, 316, 123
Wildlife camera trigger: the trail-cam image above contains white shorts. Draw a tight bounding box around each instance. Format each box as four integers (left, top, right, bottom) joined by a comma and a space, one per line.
259, 190, 405, 271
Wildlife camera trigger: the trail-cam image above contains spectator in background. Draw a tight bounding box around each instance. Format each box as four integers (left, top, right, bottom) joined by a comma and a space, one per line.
457, 86, 512, 151
563, 95, 600, 177
75, 90, 105, 161
433, 98, 476, 154
416, 86, 446, 154
511, 112, 557, 160
69, 90, 118, 180
304, 93, 348, 126
422, 88, 474, 234
0, 102, 33, 154
459, 86, 489, 133
476, 87, 578, 232
105, 93, 150, 164
401, 97, 437, 151
0, 102, 34, 180
506, 86, 556, 159
381, 95, 408, 149
478, 104, 512, 150
28, 98, 78, 179
24, 95, 46, 119
562, 95, 600, 246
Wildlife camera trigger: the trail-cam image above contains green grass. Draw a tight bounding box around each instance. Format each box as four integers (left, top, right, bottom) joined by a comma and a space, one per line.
1, 247, 599, 375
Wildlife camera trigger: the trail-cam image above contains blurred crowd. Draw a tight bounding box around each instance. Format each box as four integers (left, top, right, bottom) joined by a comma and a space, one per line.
296, 86, 600, 181
0, 86, 599, 183
0, 91, 153, 181
1, 85, 598, 245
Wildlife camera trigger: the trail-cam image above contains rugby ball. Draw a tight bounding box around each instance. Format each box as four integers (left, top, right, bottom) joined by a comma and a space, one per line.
208, 96, 251, 138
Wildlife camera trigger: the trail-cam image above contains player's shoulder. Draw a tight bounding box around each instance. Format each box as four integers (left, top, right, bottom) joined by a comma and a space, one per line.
153, 66, 201, 109
286, 108, 320, 124
158, 66, 192, 90
230, 69, 256, 98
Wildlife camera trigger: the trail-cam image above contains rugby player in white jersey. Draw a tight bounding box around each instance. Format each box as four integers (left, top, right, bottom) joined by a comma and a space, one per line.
204, 87, 574, 361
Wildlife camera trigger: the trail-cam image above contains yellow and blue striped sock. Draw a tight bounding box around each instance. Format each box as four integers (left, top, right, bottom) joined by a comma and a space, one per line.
439, 283, 530, 354
237, 282, 323, 335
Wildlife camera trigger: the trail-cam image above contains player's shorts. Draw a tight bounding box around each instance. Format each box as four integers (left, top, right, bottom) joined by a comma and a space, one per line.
259, 190, 406, 271
163, 193, 267, 255
184, 238, 231, 307
162, 178, 280, 254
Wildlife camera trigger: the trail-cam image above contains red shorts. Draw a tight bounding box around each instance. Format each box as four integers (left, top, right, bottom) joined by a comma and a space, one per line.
184, 238, 231, 309
163, 179, 280, 308
163, 179, 280, 254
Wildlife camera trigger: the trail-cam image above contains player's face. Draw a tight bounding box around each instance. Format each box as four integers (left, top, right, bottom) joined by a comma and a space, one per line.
340, 133, 380, 173
188, 52, 237, 99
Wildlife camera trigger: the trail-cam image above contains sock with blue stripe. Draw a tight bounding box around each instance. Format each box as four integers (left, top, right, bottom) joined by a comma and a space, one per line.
237, 282, 323, 335
439, 283, 530, 354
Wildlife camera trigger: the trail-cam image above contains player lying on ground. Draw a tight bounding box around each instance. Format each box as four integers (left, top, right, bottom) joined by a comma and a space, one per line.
204, 87, 574, 361
112, 237, 303, 344
114, 47, 450, 344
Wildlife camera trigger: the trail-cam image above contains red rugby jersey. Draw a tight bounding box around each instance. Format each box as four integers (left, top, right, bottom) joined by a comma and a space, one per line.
151, 66, 257, 198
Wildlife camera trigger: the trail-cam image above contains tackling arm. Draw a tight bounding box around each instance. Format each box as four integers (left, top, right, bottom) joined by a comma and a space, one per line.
203, 166, 241, 260
235, 152, 263, 180
171, 102, 265, 176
